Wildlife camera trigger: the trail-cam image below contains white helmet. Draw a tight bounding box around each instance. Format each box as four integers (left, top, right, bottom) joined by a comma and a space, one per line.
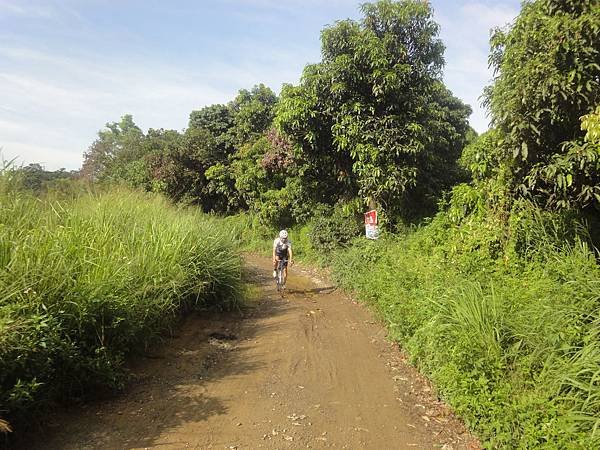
279, 230, 288, 240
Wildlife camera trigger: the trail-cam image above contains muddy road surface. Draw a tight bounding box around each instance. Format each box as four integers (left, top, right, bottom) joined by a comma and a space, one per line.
22, 255, 478, 449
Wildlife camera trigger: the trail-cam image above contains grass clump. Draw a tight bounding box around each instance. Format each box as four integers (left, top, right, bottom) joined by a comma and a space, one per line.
0, 178, 242, 432
330, 204, 600, 448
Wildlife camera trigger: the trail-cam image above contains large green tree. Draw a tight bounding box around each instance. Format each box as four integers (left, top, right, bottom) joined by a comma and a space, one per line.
231, 84, 278, 145
484, 0, 600, 210
204, 85, 279, 212
276, 0, 471, 221
80, 115, 145, 182
188, 104, 236, 159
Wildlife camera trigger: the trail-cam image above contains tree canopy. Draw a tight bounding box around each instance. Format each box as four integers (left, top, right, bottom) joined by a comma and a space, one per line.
80, 1, 473, 226
484, 0, 600, 210
276, 0, 471, 221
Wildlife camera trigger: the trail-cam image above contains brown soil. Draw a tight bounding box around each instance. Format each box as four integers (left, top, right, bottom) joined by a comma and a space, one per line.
20, 255, 479, 450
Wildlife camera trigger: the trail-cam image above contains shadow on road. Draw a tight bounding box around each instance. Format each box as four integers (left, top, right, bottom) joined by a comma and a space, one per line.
286, 285, 338, 295
17, 264, 291, 450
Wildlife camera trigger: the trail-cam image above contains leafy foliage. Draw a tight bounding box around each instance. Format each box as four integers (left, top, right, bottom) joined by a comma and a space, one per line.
276, 0, 471, 222
484, 0, 600, 210
188, 104, 236, 157
308, 206, 363, 253
14, 164, 77, 193
83, 85, 280, 215
80, 2, 471, 229
231, 84, 278, 145
80, 115, 145, 182
10, 1, 600, 446
330, 203, 600, 448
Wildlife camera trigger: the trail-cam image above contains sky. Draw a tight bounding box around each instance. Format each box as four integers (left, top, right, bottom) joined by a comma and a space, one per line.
0, 0, 520, 171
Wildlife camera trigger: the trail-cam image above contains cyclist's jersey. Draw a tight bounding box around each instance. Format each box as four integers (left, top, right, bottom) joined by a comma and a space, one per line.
273, 237, 291, 259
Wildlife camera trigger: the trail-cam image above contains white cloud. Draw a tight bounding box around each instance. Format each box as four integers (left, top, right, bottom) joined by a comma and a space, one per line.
1, 142, 79, 170
461, 2, 518, 31
0, 41, 304, 170
0, 0, 57, 18
436, 1, 519, 132
0, 118, 26, 134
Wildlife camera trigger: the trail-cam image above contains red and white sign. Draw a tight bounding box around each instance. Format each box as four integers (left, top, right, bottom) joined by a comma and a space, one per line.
364, 210, 378, 225
364, 210, 379, 239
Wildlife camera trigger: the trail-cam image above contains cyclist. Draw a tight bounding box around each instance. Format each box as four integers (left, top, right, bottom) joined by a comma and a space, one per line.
273, 229, 293, 283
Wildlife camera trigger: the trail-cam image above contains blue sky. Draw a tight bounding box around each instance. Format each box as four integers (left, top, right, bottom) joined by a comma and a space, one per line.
0, 0, 520, 170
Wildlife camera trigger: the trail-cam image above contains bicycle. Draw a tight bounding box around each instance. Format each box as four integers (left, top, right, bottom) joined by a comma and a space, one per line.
275, 258, 288, 294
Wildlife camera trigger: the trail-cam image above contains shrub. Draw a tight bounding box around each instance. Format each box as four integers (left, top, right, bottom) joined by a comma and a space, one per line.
0, 182, 242, 431
330, 205, 600, 448
308, 206, 363, 253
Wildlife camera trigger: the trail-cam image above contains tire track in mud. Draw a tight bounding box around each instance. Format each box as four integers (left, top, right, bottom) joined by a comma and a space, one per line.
20, 254, 479, 450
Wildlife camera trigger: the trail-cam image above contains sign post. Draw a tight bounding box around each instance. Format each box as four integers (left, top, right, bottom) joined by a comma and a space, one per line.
364, 210, 379, 240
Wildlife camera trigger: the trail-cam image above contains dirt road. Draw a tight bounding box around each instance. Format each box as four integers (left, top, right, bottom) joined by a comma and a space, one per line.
23, 255, 478, 449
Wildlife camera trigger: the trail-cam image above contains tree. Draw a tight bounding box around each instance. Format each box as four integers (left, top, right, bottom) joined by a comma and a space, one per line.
17, 164, 76, 192
484, 0, 600, 210
145, 127, 229, 210
80, 115, 145, 182
80, 138, 112, 181
275, 0, 471, 222
188, 104, 235, 158
231, 84, 278, 145
200, 85, 279, 211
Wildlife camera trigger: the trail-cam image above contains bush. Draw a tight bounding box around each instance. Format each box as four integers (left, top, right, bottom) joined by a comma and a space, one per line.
0, 182, 242, 431
308, 206, 363, 253
330, 205, 600, 448
221, 213, 275, 252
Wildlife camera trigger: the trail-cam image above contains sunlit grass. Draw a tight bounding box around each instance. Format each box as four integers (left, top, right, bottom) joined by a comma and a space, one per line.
0, 173, 242, 431
330, 209, 600, 448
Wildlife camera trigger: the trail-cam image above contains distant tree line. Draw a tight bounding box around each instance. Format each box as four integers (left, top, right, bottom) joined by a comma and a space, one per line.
13, 163, 78, 193
81, 0, 473, 228
81, 0, 599, 229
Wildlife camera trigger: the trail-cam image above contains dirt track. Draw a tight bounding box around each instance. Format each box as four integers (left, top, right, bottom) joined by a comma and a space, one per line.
22, 255, 478, 449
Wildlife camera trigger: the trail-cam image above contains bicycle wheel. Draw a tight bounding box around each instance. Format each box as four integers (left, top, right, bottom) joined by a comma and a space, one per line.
275, 263, 282, 292
276, 261, 285, 295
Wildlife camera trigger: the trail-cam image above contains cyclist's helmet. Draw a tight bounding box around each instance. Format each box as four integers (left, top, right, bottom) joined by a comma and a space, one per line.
279, 230, 288, 241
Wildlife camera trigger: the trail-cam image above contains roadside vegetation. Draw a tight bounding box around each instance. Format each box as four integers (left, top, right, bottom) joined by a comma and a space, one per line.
0, 170, 242, 433
2, 0, 599, 447
331, 207, 600, 448
220, 200, 600, 448
207, 2, 600, 446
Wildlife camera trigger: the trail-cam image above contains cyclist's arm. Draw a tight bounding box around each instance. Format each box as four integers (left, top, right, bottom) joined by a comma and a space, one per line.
272, 239, 277, 262
288, 246, 293, 265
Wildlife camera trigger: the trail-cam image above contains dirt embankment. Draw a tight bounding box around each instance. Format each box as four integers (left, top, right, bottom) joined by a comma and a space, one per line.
20, 255, 479, 449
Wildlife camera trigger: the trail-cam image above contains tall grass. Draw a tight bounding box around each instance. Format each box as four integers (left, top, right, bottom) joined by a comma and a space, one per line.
0, 175, 242, 431
330, 207, 600, 448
